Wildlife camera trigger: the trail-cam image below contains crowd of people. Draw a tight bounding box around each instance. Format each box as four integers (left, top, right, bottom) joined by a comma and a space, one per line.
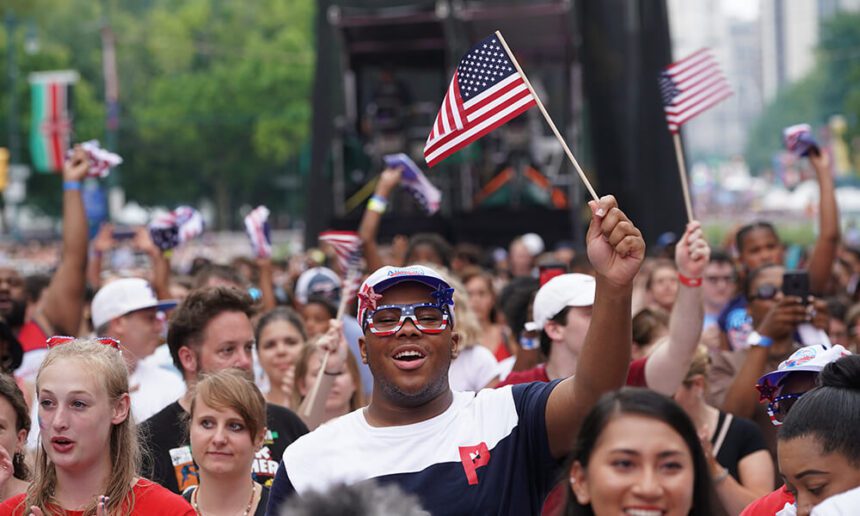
0, 145, 855, 515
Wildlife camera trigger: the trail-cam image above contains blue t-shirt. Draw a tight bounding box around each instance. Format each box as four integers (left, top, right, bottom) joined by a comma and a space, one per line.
266, 381, 561, 515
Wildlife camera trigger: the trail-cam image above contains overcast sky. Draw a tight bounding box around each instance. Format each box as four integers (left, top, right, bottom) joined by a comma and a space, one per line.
723, 0, 760, 21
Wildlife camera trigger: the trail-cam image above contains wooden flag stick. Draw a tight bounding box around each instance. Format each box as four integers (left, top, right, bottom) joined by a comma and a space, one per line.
495, 31, 599, 202
671, 132, 694, 222
301, 350, 330, 418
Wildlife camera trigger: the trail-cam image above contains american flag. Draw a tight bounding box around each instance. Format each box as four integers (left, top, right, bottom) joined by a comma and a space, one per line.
244, 205, 272, 258
319, 231, 363, 276
424, 34, 536, 167
659, 48, 732, 133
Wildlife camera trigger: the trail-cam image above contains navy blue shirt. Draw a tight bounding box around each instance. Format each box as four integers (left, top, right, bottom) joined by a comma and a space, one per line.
266, 381, 562, 515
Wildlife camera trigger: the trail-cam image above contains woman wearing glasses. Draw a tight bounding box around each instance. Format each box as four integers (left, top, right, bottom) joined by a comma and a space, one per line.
709, 264, 829, 456
774, 355, 860, 515
740, 344, 851, 514
0, 337, 193, 515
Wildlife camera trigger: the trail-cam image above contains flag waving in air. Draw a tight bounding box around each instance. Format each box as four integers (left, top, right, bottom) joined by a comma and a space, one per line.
659, 48, 732, 133
424, 34, 536, 167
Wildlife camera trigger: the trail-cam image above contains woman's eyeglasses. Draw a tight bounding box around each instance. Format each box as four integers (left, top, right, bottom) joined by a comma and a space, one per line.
46, 335, 121, 350
767, 392, 804, 426
751, 284, 780, 301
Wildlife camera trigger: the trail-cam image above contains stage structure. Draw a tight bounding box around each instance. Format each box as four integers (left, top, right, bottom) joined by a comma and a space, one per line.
305, 0, 683, 249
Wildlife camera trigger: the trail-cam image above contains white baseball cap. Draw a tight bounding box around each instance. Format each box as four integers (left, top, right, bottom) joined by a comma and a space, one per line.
529, 273, 596, 331
91, 278, 178, 329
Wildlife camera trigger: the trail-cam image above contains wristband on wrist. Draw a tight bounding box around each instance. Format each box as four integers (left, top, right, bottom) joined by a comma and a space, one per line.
747, 331, 774, 348
712, 467, 730, 484
519, 336, 540, 351
367, 194, 388, 214
678, 273, 702, 288
63, 180, 82, 192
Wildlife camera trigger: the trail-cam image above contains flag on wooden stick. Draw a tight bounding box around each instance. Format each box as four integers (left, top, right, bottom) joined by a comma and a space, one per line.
659, 48, 732, 133
423, 34, 536, 168
659, 49, 732, 222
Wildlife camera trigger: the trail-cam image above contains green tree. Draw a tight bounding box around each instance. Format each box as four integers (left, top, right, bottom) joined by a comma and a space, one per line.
3, 0, 315, 227
746, 12, 860, 174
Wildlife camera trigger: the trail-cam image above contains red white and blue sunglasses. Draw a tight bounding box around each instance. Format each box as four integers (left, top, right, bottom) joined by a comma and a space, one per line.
767, 392, 804, 426
46, 335, 121, 350
364, 303, 450, 337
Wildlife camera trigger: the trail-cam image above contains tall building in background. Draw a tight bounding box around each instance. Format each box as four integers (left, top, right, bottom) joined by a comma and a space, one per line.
761, 0, 860, 102
666, 0, 761, 158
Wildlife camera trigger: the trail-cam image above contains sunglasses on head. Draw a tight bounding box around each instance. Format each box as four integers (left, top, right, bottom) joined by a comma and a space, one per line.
767, 392, 804, 426
751, 283, 780, 301
46, 335, 121, 350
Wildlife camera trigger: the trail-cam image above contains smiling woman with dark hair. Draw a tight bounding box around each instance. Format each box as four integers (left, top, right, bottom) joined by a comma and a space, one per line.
776, 355, 860, 514
564, 388, 720, 516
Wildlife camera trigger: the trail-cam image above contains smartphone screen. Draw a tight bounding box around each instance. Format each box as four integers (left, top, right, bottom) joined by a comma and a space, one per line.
539, 263, 567, 287
782, 270, 810, 303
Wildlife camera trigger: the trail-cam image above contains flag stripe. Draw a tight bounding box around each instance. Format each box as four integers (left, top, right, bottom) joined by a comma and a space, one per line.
50, 84, 64, 170
426, 77, 534, 157
665, 47, 710, 71
426, 95, 536, 166
423, 33, 537, 167
666, 82, 732, 119
660, 48, 732, 133
668, 88, 733, 128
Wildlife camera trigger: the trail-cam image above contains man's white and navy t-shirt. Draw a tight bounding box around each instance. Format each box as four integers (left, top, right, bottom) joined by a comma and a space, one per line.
266, 381, 561, 515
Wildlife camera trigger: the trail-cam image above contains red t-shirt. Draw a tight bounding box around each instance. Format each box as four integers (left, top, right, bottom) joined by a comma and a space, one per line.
740, 485, 795, 515
497, 358, 650, 388
0, 479, 195, 515
18, 320, 48, 353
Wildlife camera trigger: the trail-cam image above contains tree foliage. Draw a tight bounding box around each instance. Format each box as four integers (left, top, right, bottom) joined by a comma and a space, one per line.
2, 0, 315, 226
746, 12, 860, 174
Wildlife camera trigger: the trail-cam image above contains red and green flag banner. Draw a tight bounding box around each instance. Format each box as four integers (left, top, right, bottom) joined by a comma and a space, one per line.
29, 70, 79, 173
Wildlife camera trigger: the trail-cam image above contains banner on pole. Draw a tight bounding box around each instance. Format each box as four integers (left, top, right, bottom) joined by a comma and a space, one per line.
29, 70, 79, 173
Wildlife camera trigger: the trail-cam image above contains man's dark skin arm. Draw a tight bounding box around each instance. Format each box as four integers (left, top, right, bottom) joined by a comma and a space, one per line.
35, 146, 89, 336
545, 195, 645, 458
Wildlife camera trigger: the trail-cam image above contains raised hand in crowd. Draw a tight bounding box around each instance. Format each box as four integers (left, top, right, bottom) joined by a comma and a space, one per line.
33, 145, 89, 337
807, 148, 840, 294
546, 195, 645, 457
297, 319, 348, 429
359, 166, 403, 272
641, 220, 710, 395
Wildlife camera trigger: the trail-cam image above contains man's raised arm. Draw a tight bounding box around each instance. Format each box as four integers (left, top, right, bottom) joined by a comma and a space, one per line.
35, 146, 89, 336
545, 195, 645, 458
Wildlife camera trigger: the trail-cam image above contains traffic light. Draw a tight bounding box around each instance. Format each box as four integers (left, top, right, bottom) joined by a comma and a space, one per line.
0, 148, 9, 192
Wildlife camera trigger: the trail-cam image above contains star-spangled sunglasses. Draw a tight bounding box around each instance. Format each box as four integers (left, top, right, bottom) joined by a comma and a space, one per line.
46, 335, 121, 350
767, 392, 804, 426
365, 303, 450, 336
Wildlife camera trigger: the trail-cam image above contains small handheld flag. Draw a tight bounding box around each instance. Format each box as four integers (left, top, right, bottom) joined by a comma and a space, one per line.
148, 206, 204, 251
423, 34, 537, 168
783, 124, 820, 157
424, 31, 599, 201
319, 231, 362, 276
383, 153, 441, 215
244, 206, 272, 258
659, 48, 733, 133
659, 48, 732, 222
66, 140, 122, 179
